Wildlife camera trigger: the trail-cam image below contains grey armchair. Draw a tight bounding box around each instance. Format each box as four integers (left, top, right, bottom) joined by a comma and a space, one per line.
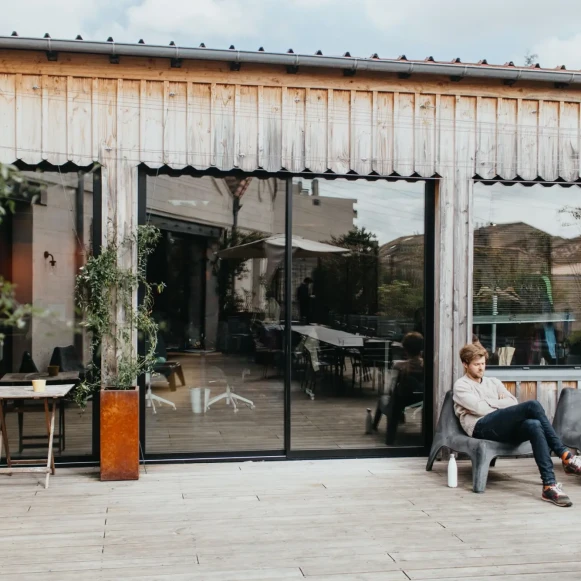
552, 388, 581, 453
426, 390, 532, 492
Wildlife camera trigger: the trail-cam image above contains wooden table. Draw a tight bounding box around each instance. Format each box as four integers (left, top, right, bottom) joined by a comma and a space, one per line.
291, 325, 365, 348
0, 371, 80, 384
0, 384, 75, 488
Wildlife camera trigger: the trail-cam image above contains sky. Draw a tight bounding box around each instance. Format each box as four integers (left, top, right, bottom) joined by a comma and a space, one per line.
5, 0, 581, 69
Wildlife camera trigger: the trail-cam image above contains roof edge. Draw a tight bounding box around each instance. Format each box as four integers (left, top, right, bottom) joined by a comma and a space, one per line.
1, 36, 581, 86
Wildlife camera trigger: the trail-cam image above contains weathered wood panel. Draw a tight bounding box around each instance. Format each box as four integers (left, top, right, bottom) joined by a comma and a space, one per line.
212, 84, 235, 170
475, 97, 497, 179
16, 74, 42, 163
261, 86, 282, 173
117, 80, 140, 165
188, 82, 212, 169
42, 75, 68, 165
351, 90, 372, 175
537, 381, 558, 422
372, 91, 394, 176
559, 101, 579, 182
0, 73, 578, 181
304, 88, 328, 174
393, 93, 415, 176
517, 99, 539, 180
328, 89, 350, 175
92, 78, 117, 165
434, 95, 456, 407
164, 81, 187, 168
538, 100, 559, 181
139, 81, 163, 167
282, 87, 305, 173
453, 96, 476, 372
235, 85, 259, 172
519, 381, 537, 402
415, 94, 436, 177
67, 77, 92, 165
0, 74, 16, 161
497, 98, 517, 179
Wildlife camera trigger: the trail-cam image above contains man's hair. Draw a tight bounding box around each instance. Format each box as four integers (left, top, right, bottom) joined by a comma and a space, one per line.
402, 332, 423, 357
304, 277, 312, 283
460, 343, 488, 365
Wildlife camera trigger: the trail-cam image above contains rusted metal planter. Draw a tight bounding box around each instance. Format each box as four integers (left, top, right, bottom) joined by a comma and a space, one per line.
100, 387, 139, 481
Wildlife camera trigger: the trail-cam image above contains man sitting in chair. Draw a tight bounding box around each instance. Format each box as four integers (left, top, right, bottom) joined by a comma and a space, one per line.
454, 343, 581, 507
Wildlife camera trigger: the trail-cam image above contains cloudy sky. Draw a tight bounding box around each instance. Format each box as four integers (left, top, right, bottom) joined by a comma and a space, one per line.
5, 0, 581, 69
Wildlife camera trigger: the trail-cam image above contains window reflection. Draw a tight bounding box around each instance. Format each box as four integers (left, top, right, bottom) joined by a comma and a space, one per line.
0, 171, 93, 457
290, 178, 425, 449
473, 184, 581, 366
145, 175, 285, 453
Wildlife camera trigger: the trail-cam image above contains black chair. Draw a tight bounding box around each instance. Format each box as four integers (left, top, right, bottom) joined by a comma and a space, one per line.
553, 388, 581, 453
426, 390, 532, 493
19, 351, 38, 374
49, 345, 85, 377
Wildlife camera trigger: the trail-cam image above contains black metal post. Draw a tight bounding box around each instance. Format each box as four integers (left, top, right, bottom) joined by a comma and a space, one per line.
423, 179, 436, 453
74, 171, 84, 356
137, 166, 147, 457
91, 167, 102, 459
284, 177, 293, 454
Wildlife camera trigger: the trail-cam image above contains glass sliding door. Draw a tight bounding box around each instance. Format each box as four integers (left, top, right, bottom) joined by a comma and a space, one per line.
144, 174, 286, 455
0, 170, 94, 459
289, 178, 427, 451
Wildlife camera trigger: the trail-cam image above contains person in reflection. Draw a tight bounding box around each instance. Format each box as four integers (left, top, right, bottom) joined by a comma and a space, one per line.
297, 277, 313, 324
374, 332, 424, 445
453, 343, 581, 507
264, 291, 281, 323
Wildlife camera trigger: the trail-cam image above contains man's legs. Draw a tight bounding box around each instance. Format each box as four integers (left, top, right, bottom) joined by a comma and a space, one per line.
473, 400, 569, 486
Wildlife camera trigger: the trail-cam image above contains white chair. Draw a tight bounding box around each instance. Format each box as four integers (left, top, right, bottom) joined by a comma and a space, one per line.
205, 366, 254, 413
145, 372, 177, 414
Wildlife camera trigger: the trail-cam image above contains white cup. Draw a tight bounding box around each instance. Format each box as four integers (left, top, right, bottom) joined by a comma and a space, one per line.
32, 379, 46, 393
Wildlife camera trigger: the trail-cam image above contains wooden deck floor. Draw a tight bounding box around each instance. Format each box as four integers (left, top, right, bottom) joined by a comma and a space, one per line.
1, 457, 581, 580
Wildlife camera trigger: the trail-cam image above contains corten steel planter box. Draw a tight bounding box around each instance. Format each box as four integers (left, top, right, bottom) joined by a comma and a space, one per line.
100, 387, 139, 481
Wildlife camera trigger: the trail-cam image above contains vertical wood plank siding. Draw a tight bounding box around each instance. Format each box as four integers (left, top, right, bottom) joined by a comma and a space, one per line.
1, 71, 580, 419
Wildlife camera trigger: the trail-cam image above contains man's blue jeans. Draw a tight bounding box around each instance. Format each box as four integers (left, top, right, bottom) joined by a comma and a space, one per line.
472, 400, 568, 486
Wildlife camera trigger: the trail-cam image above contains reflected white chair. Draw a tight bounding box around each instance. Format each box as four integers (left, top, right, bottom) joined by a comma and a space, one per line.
205, 367, 255, 413
145, 372, 177, 414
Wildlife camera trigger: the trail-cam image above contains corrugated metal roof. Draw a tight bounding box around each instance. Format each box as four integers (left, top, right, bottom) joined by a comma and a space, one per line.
0, 34, 578, 86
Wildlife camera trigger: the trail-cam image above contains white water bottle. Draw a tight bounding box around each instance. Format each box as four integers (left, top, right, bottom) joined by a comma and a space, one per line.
448, 453, 458, 488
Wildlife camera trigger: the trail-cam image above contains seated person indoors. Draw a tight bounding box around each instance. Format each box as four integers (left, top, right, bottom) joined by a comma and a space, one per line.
374, 332, 424, 444
453, 343, 581, 507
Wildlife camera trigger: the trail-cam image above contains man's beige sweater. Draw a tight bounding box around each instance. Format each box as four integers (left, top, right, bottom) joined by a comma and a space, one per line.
453, 375, 518, 436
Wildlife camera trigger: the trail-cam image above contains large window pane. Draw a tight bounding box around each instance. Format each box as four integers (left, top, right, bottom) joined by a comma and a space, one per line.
0, 171, 93, 458
145, 175, 285, 453
473, 183, 581, 366
290, 178, 425, 450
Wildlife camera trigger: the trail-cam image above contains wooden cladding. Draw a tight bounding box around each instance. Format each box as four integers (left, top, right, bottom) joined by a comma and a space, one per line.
0, 73, 580, 180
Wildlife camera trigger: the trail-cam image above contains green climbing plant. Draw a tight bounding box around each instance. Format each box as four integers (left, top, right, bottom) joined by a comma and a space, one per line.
74, 223, 164, 407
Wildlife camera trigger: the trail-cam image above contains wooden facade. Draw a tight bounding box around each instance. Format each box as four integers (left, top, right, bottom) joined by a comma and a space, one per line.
1, 50, 581, 426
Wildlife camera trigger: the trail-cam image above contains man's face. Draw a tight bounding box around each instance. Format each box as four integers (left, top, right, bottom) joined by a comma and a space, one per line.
464, 355, 486, 380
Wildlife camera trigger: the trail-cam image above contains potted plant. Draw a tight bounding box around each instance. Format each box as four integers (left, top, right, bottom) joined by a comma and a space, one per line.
75, 223, 163, 481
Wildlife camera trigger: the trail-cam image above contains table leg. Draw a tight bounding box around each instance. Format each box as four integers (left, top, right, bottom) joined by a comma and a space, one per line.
0, 399, 11, 468
45, 399, 57, 489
